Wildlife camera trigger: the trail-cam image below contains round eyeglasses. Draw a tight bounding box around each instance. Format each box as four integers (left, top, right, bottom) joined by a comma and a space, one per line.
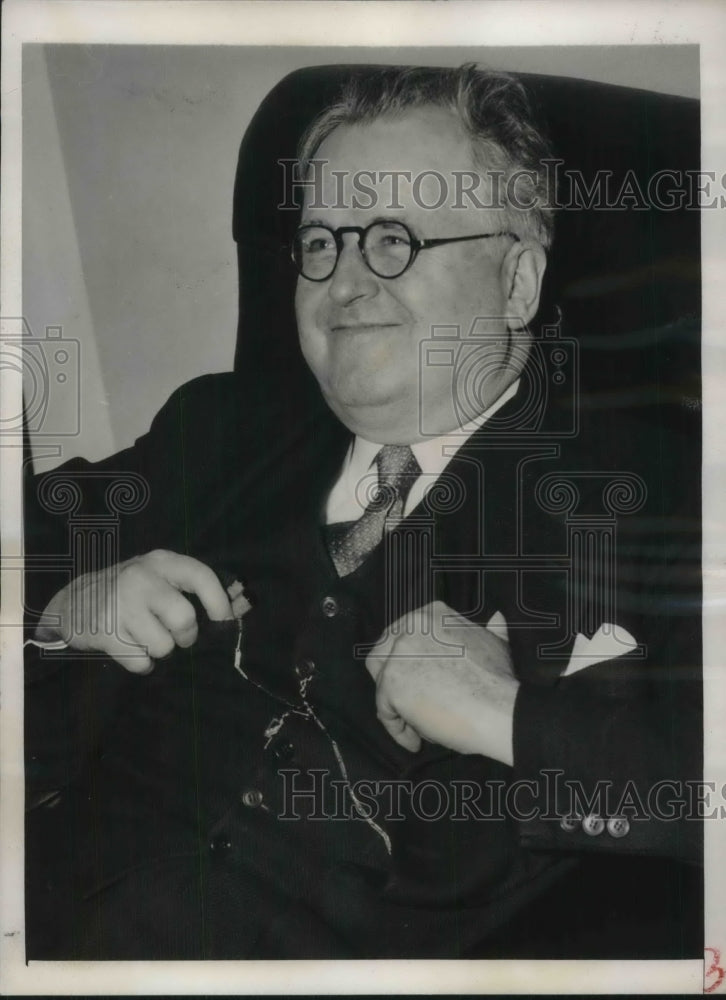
291, 221, 519, 282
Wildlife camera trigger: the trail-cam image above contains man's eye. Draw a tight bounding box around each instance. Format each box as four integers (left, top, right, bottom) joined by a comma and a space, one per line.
370, 226, 412, 249
378, 233, 409, 246
303, 237, 334, 254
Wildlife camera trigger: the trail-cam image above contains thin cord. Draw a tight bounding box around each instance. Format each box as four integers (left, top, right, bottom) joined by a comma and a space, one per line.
233, 616, 392, 855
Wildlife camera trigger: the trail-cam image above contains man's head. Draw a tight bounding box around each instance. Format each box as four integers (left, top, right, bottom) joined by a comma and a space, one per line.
293, 65, 555, 443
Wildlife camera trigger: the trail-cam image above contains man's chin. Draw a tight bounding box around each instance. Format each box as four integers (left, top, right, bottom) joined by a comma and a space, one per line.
322, 386, 400, 434
323, 373, 394, 408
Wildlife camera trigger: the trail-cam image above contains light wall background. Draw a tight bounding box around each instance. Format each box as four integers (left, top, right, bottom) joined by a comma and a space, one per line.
23, 43, 699, 471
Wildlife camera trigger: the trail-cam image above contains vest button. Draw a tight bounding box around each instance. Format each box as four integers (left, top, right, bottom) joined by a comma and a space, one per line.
209, 834, 232, 852
270, 738, 295, 763
295, 658, 316, 679
241, 788, 264, 809
321, 595, 339, 618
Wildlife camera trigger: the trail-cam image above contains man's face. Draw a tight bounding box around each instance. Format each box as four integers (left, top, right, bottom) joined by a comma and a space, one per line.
294, 107, 542, 443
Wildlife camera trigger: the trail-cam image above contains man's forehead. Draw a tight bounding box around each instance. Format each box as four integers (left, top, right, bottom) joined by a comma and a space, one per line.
311, 106, 472, 173
301, 107, 502, 223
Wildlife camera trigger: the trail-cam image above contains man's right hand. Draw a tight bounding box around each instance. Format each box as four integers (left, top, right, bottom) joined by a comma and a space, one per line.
35, 550, 234, 673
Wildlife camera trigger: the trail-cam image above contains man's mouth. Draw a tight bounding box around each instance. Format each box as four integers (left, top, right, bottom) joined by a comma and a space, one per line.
330, 322, 401, 334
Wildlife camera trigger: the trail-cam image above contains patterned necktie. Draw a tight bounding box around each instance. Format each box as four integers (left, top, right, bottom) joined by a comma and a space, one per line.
326, 444, 422, 577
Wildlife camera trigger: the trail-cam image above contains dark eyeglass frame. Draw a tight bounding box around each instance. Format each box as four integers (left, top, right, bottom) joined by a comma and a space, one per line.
291, 221, 520, 282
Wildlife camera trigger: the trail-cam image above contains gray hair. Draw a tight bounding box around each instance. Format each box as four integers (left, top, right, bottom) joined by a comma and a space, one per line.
298, 64, 556, 248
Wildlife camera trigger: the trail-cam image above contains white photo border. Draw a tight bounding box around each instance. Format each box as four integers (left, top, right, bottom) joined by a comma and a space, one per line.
2, 1, 724, 994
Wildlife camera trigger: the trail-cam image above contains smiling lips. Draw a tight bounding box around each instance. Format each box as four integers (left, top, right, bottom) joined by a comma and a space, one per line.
330, 322, 401, 333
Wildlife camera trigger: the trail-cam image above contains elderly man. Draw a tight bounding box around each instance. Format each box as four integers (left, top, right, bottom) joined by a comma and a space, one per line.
27, 66, 700, 959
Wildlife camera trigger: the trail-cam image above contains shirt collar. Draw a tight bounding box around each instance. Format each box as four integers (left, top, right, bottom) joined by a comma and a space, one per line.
349, 379, 520, 479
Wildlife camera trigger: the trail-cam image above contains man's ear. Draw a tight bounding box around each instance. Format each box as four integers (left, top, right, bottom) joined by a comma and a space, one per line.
501, 241, 547, 330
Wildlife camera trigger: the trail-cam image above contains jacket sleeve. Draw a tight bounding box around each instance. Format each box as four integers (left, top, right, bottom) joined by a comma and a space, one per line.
512, 660, 702, 863
510, 427, 702, 865
24, 373, 249, 794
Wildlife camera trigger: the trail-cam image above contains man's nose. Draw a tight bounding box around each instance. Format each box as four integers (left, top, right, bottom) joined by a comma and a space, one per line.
327, 234, 379, 304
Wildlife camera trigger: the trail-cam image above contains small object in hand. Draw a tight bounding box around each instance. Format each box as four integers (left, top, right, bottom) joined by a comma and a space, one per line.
227, 579, 252, 619
228, 580, 252, 678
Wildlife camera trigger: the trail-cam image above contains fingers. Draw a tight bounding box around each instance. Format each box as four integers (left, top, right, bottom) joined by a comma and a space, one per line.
104, 591, 196, 673
376, 692, 421, 752
228, 580, 252, 619
114, 553, 232, 669
145, 587, 199, 649
103, 624, 154, 675
144, 551, 234, 621
38, 551, 235, 674
382, 719, 422, 753
395, 725, 422, 753
126, 606, 177, 660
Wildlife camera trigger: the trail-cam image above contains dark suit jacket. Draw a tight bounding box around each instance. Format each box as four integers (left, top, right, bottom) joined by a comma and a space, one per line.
25, 369, 702, 959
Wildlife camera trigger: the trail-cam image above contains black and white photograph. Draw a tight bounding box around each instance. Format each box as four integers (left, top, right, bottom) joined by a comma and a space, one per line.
2, 1, 724, 994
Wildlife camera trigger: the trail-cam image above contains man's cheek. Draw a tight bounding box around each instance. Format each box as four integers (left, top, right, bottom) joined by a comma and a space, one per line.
294, 287, 319, 332
299, 331, 320, 367
305, 333, 344, 393
297, 325, 322, 374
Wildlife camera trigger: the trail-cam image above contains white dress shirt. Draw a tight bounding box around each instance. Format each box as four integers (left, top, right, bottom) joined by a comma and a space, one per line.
325, 381, 519, 525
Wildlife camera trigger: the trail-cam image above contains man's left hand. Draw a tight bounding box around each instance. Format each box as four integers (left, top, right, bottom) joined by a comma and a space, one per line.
366, 601, 519, 765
